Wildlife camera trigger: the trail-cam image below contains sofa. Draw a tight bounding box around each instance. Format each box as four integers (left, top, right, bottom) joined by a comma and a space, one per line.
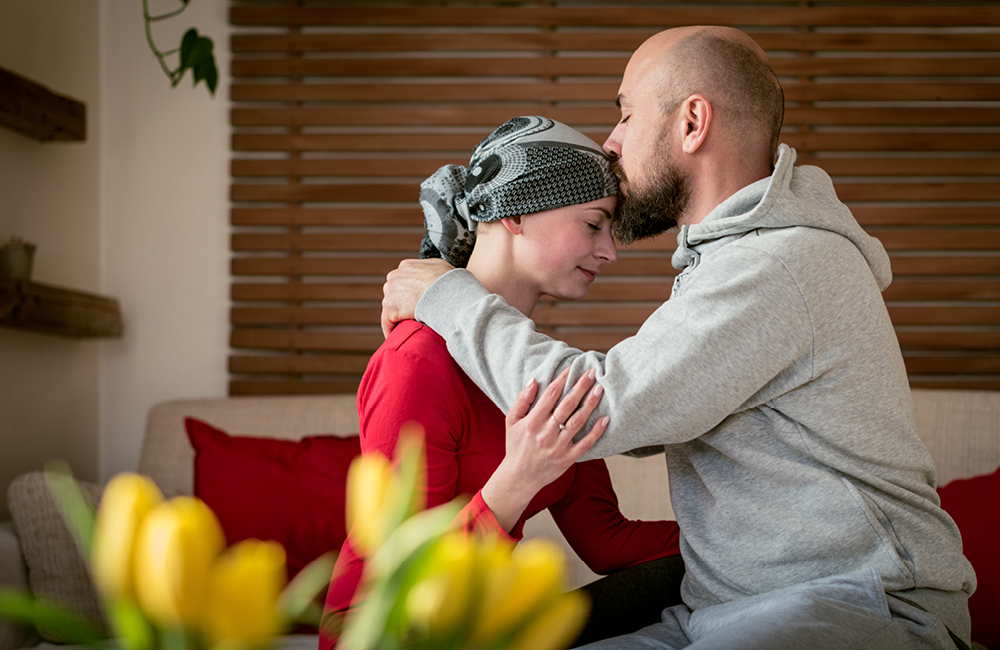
2, 388, 998, 650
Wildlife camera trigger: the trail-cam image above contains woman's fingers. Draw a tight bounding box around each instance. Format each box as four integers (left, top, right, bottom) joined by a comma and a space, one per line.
550, 369, 597, 427
506, 377, 538, 428
561, 380, 604, 434
567, 414, 610, 458
534, 367, 572, 419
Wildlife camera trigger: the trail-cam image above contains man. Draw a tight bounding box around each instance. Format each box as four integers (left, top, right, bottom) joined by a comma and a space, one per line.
381, 26, 975, 650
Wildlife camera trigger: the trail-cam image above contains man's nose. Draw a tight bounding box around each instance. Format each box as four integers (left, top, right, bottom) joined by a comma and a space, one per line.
603, 125, 623, 157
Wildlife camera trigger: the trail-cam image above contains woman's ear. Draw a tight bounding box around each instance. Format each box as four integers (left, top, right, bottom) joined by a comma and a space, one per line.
680, 94, 711, 154
500, 216, 524, 235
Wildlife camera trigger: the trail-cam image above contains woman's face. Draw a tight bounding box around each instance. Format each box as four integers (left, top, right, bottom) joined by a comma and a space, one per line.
516, 195, 618, 301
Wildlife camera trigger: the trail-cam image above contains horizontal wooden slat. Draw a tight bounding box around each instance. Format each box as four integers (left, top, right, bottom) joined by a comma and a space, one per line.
232, 208, 423, 226
229, 6, 1000, 28
230, 154, 1000, 180
887, 256, 1000, 276
867, 230, 1000, 251
231, 254, 1000, 279
230, 278, 1000, 305
230, 82, 621, 103
895, 330, 1000, 350
231, 132, 1000, 153
231, 329, 383, 351
908, 377, 1000, 390
232, 233, 421, 252
798, 158, 1000, 178
232, 307, 381, 326
230, 304, 1000, 329
229, 354, 372, 374
230, 379, 362, 396
232, 282, 385, 302
230, 206, 1000, 229
230, 353, 1000, 377
230, 32, 1000, 54
230, 179, 1000, 206
231, 106, 1000, 128
903, 355, 1000, 374
231, 158, 457, 178
230, 56, 1000, 78
886, 306, 1000, 325
883, 281, 1000, 301
230, 256, 678, 278
228, 229, 1000, 255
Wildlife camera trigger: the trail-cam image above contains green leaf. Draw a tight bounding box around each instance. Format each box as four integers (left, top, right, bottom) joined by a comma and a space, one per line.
43, 461, 96, 559
0, 589, 104, 645
176, 28, 217, 96
278, 552, 337, 624
108, 599, 155, 650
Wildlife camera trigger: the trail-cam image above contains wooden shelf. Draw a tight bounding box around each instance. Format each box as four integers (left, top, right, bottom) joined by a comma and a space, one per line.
0, 278, 122, 338
0, 66, 86, 142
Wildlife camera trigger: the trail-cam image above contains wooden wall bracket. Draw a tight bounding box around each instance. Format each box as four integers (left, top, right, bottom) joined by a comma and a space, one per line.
0, 278, 122, 338
0, 66, 86, 142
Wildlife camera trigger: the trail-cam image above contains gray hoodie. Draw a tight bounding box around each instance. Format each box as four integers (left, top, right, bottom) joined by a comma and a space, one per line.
415, 144, 975, 642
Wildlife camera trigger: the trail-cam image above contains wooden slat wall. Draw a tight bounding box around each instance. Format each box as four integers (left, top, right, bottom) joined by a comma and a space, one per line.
229, 0, 1000, 396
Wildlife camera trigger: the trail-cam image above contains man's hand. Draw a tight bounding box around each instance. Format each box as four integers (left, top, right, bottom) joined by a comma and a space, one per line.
381, 258, 454, 337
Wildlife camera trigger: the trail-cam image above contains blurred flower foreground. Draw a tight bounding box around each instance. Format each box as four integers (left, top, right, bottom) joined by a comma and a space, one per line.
0, 427, 588, 650
332, 427, 589, 650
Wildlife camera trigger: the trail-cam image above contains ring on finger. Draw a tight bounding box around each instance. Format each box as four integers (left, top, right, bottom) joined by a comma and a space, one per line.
551, 415, 567, 430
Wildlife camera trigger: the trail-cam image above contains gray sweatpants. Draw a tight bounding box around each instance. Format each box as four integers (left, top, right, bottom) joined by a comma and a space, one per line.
578, 568, 961, 650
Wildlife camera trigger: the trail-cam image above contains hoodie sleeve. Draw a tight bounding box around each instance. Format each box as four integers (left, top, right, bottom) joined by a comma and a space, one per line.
415, 244, 815, 459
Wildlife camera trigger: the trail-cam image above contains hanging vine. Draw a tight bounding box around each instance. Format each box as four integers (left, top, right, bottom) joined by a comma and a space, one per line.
142, 0, 217, 96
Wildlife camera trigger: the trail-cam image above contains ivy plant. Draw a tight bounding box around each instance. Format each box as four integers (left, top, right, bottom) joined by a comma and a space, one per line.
142, 0, 217, 96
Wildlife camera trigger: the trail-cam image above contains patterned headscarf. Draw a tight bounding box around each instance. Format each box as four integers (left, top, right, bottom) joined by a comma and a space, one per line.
419, 116, 618, 267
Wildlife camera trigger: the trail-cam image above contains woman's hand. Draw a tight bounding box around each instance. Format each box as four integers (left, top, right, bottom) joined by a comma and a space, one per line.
480, 368, 609, 533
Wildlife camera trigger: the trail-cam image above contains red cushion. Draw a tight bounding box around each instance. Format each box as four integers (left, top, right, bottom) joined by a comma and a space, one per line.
185, 417, 362, 580
937, 466, 1000, 650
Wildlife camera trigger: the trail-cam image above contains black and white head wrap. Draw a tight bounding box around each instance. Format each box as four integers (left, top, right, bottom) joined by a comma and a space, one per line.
419, 116, 618, 268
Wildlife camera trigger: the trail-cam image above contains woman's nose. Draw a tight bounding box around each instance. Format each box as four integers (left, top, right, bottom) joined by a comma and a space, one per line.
597, 233, 618, 263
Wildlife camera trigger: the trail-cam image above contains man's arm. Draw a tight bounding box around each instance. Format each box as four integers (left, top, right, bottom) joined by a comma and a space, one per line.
380, 258, 454, 337
382, 248, 814, 460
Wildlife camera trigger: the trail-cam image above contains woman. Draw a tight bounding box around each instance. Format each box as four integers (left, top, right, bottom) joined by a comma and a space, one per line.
320, 116, 682, 648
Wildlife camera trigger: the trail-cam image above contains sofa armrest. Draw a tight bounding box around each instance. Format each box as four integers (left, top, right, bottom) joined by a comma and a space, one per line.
0, 521, 40, 650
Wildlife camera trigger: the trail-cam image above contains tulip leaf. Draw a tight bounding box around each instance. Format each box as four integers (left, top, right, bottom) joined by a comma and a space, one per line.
0, 589, 104, 645
108, 599, 155, 650
341, 502, 463, 650
43, 461, 96, 558
278, 552, 336, 625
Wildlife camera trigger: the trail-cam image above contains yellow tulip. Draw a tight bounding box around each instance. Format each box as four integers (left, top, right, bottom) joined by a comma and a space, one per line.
203, 539, 287, 648
91, 473, 164, 600
133, 496, 225, 627
403, 531, 476, 639
470, 538, 565, 645
505, 590, 590, 650
346, 453, 397, 555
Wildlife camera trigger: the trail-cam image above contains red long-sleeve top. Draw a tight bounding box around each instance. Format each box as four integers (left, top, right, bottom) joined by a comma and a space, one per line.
319, 320, 680, 650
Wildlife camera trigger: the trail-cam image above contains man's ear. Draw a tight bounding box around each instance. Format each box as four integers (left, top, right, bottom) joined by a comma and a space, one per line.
679, 94, 711, 154
500, 216, 524, 235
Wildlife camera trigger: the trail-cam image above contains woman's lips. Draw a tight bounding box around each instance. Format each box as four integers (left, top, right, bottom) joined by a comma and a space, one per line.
579, 268, 597, 282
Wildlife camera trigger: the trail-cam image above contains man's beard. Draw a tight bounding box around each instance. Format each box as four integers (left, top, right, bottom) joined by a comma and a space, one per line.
611, 156, 691, 246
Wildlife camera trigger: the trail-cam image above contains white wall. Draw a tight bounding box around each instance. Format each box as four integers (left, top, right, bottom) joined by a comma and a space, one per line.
0, 0, 102, 519
99, 0, 230, 480
0, 0, 231, 517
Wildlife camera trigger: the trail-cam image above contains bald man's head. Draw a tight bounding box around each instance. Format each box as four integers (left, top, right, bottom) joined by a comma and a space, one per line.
642, 27, 785, 162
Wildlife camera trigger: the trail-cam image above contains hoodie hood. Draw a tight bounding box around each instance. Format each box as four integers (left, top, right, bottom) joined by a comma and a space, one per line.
672, 144, 892, 290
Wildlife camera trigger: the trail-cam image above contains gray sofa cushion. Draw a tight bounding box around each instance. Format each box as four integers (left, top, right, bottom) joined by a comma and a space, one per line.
7, 472, 108, 643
